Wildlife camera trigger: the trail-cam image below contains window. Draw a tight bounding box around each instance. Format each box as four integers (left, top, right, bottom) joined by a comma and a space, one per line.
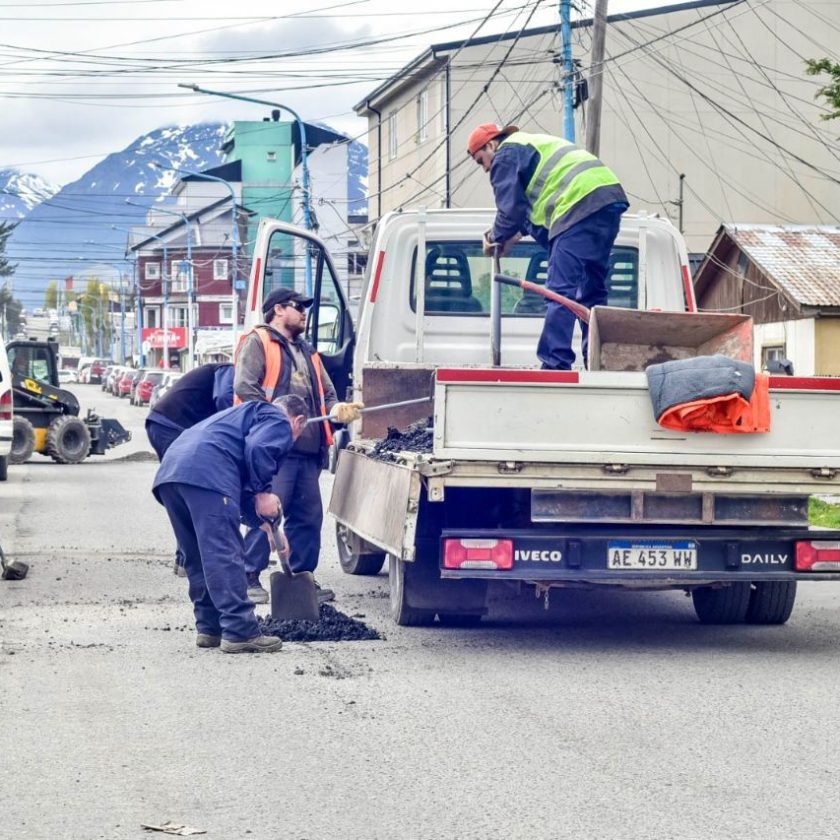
762, 345, 786, 366
144, 308, 158, 329
145, 262, 160, 280
166, 307, 189, 328
213, 259, 229, 281
219, 303, 234, 324
266, 151, 277, 162
409, 241, 639, 316
388, 110, 398, 161
416, 89, 428, 143
347, 251, 368, 276
170, 260, 191, 293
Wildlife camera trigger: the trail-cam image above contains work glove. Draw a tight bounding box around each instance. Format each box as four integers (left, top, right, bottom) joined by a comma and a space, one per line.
482, 229, 497, 257
331, 401, 365, 424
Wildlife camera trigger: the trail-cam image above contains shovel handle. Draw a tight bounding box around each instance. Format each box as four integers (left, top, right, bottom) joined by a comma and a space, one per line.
264, 517, 293, 577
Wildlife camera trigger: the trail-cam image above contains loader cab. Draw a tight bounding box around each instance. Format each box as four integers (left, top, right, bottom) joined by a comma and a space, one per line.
246, 220, 356, 399
6, 338, 59, 387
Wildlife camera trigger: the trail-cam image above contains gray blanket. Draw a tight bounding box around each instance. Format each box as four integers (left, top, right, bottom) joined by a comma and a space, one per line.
645, 354, 755, 420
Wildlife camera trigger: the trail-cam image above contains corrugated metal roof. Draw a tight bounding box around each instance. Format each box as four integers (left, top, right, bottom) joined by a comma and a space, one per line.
723, 224, 840, 307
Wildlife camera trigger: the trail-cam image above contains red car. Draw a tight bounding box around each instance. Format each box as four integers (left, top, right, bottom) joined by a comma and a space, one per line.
118, 369, 142, 398
88, 358, 112, 384
133, 371, 165, 406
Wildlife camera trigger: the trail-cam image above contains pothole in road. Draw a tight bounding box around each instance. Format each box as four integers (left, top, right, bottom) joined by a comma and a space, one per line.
258, 604, 383, 642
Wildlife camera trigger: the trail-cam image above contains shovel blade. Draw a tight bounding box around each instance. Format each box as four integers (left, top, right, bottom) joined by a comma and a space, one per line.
269, 570, 320, 621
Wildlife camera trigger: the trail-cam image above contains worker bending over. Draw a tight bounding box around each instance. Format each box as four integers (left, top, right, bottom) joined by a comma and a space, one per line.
146, 363, 234, 576
234, 287, 362, 605
152, 394, 308, 654
469, 123, 628, 370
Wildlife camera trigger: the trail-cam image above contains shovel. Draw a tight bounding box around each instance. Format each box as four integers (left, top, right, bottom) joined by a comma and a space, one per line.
493, 272, 591, 323
266, 519, 320, 622
304, 396, 432, 427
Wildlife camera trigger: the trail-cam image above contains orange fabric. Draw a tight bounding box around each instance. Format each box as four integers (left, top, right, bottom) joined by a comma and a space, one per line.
658, 373, 771, 434
233, 326, 283, 406
311, 353, 334, 446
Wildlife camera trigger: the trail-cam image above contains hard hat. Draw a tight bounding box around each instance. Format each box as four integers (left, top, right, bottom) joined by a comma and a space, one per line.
467, 123, 519, 157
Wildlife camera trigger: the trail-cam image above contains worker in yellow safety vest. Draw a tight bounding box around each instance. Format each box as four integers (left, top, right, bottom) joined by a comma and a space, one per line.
469, 123, 629, 370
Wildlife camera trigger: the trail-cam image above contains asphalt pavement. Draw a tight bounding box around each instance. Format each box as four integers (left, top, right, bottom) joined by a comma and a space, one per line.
2, 384, 840, 840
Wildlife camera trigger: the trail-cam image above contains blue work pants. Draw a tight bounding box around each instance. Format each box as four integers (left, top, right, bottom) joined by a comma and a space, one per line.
536, 203, 625, 370
244, 454, 323, 577
157, 482, 260, 642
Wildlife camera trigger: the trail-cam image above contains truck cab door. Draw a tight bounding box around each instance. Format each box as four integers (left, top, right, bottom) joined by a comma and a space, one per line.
245, 219, 355, 399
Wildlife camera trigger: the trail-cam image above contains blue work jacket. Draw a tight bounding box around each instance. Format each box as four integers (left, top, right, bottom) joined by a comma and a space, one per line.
152, 401, 294, 506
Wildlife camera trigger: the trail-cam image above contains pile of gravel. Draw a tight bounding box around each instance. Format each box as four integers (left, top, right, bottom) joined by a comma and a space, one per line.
368, 419, 433, 463
258, 604, 382, 642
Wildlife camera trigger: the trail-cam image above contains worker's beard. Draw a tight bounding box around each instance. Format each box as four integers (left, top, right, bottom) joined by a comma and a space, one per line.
286, 320, 306, 339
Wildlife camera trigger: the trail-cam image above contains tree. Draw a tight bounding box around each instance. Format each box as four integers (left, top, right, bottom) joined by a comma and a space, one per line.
78, 278, 113, 355
806, 58, 840, 122
0, 221, 22, 340
44, 280, 59, 310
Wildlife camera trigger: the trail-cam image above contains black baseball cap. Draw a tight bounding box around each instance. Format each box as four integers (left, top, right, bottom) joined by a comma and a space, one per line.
262, 287, 314, 319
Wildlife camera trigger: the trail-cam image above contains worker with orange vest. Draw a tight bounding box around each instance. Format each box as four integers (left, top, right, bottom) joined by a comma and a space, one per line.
235, 287, 363, 605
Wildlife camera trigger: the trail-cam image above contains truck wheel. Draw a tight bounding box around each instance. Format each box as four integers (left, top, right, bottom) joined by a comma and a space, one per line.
0, 455, 7, 481
46, 415, 91, 464
388, 556, 435, 627
10, 416, 36, 464
336, 523, 386, 576
692, 583, 751, 624
746, 581, 797, 625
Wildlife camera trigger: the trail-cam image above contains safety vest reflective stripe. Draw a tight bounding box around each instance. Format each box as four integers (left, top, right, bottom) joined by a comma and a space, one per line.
501, 132, 621, 235
311, 354, 334, 446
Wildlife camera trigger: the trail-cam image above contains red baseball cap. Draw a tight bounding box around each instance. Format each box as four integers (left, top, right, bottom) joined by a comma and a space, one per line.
467, 123, 519, 157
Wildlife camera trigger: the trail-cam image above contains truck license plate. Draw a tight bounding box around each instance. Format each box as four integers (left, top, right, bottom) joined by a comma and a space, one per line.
607, 541, 697, 571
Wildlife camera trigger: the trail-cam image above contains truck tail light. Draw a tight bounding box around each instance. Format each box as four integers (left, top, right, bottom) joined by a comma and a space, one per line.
0, 389, 11, 422
795, 541, 840, 571
443, 538, 513, 570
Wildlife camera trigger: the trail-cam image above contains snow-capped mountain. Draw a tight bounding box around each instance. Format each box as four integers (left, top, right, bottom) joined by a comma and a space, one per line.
0, 169, 60, 220
6, 121, 368, 309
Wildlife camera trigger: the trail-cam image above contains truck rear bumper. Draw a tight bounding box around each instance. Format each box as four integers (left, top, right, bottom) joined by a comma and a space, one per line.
437, 526, 840, 585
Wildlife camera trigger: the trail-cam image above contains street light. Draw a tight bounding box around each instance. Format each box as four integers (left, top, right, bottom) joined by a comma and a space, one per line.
126, 198, 195, 370
151, 161, 240, 347
114, 224, 169, 369
177, 82, 314, 295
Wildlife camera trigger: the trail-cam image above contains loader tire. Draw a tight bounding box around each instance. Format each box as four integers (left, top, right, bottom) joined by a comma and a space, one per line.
10, 416, 36, 464
336, 523, 386, 576
46, 415, 91, 464
746, 581, 797, 625
692, 583, 751, 625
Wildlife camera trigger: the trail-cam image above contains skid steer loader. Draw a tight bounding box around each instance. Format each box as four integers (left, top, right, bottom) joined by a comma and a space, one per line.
7, 337, 131, 465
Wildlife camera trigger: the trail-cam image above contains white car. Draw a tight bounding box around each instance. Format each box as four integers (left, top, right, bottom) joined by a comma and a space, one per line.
58, 368, 78, 385
0, 342, 12, 480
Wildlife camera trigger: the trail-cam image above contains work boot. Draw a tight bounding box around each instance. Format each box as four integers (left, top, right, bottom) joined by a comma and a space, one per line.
173, 558, 187, 578
314, 580, 335, 604
220, 635, 283, 654
246, 573, 269, 605
195, 633, 221, 649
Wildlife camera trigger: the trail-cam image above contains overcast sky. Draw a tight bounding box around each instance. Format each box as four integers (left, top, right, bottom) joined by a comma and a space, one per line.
1, 0, 668, 186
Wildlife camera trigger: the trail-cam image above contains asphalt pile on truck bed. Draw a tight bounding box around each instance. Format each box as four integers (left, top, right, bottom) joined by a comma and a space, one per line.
369, 418, 433, 463
258, 604, 382, 642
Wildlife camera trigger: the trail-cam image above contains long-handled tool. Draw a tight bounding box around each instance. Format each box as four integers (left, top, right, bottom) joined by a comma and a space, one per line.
304, 396, 431, 427
493, 272, 591, 323
266, 519, 320, 621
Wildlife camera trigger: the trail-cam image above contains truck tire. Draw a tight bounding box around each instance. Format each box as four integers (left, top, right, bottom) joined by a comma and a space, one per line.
10, 416, 36, 464
437, 613, 483, 627
0, 455, 7, 481
336, 523, 386, 576
746, 581, 797, 625
692, 583, 751, 624
46, 415, 91, 464
388, 556, 436, 627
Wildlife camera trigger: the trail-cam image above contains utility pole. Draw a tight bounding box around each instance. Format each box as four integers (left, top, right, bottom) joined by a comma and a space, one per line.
560, 0, 576, 142
585, 0, 609, 156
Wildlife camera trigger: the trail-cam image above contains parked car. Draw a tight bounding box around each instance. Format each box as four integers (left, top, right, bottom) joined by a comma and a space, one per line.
117, 368, 141, 398
149, 371, 182, 411
77, 364, 91, 384
133, 370, 166, 406
129, 368, 148, 404
100, 365, 115, 390
57, 368, 78, 385
106, 366, 124, 395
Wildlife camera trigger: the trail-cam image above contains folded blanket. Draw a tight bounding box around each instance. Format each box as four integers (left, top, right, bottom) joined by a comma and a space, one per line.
646, 355, 770, 434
